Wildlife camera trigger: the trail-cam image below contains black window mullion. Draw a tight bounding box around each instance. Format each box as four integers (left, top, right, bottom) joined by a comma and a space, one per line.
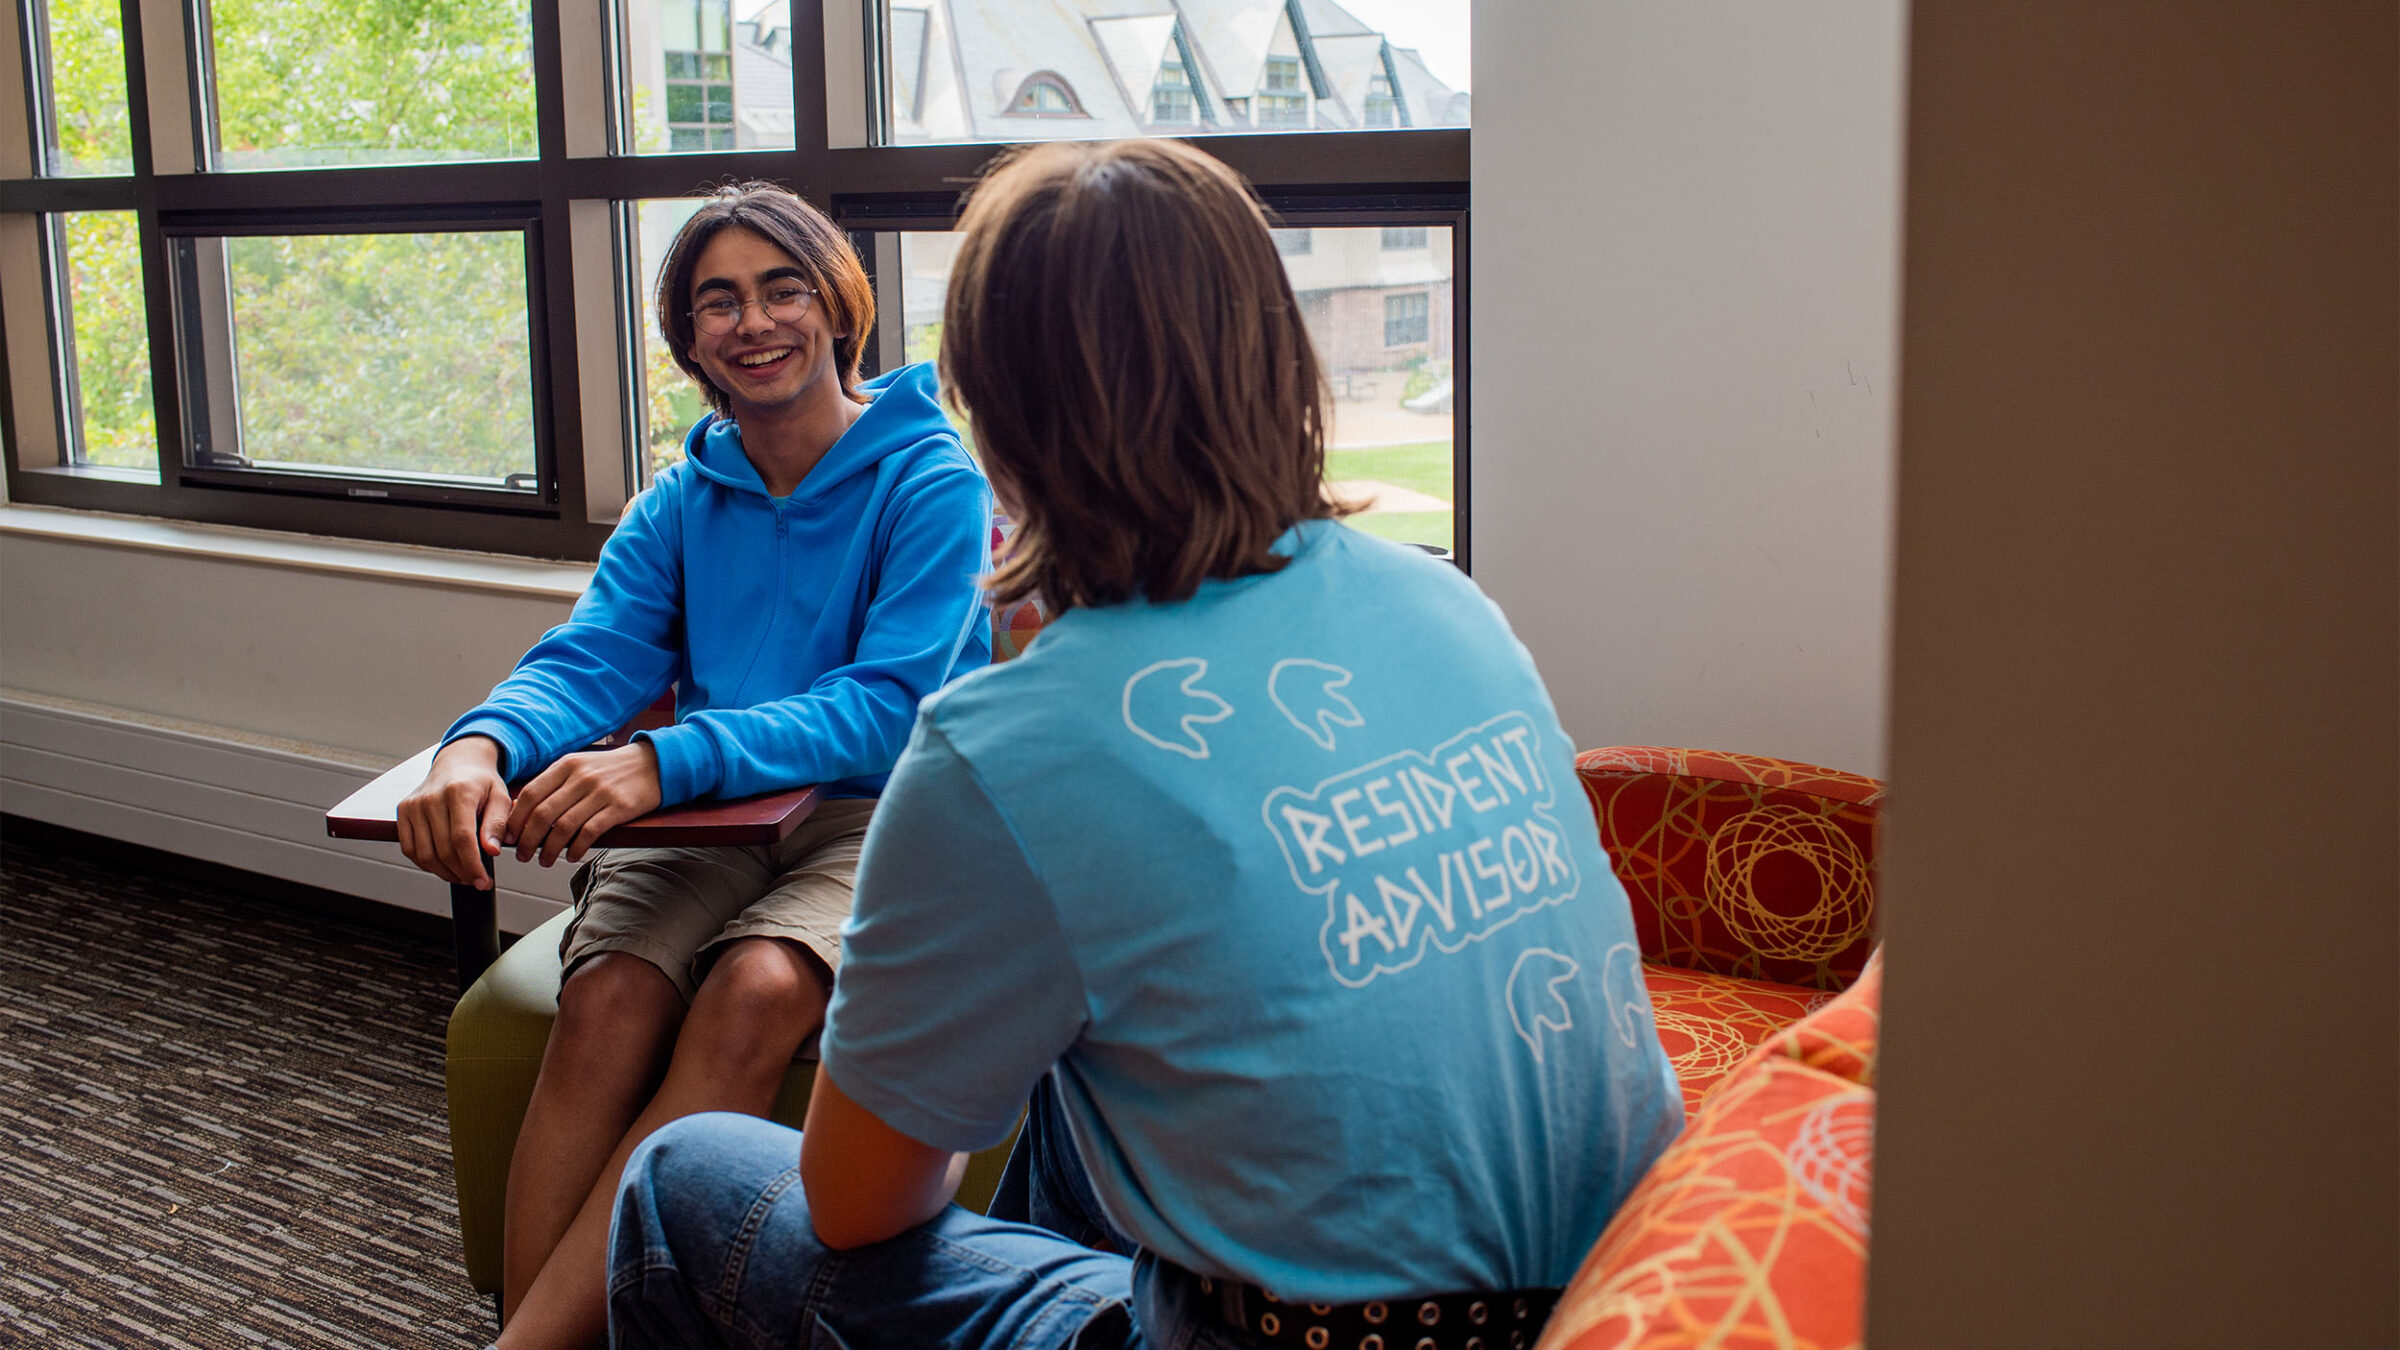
528, 199, 588, 521
116, 0, 197, 497
856, 0, 890, 152
151, 161, 558, 212
528, 0, 587, 526
1448, 208, 1469, 573
809, 132, 1466, 203
0, 175, 139, 211
789, 0, 834, 203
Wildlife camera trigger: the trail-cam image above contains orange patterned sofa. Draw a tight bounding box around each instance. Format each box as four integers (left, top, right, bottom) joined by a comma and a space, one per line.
1547, 746, 1885, 1350
1575, 746, 1882, 1116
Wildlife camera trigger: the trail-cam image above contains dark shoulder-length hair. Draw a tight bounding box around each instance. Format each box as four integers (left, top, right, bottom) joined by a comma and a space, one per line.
940, 140, 1340, 611
655, 181, 877, 415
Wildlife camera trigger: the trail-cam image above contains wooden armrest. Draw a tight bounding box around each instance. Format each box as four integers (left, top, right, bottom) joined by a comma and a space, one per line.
326, 741, 822, 992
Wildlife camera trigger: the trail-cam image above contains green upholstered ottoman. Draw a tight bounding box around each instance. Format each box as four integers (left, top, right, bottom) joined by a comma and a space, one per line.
444, 907, 1019, 1296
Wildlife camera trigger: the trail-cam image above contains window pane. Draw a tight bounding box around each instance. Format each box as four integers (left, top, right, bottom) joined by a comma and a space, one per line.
203, 0, 536, 169
893, 225, 1455, 553
185, 232, 535, 480
897, 232, 958, 366
622, 0, 795, 155
876, 0, 1468, 145
632, 198, 711, 476
1292, 226, 1454, 553
57, 212, 156, 468
42, 0, 135, 175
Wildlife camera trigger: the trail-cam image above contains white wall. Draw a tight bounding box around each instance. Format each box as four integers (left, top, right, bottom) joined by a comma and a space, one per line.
1, 530, 567, 761
1471, 0, 1904, 777
0, 517, 585, 929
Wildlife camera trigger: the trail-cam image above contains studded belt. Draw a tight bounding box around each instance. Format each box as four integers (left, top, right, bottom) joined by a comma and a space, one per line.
1195, 1272, 1560, 1350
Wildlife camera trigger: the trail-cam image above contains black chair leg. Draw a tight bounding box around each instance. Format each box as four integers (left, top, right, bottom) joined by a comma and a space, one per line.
451, 860, 501, 994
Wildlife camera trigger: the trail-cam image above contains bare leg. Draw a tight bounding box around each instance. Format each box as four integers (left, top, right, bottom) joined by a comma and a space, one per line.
498, 937, 830, 1350
501, 954, 685, 1321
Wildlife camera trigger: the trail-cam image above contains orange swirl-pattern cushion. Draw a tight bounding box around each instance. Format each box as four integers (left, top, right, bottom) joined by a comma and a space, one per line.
1578, 747, 1883, 991
1641, 965, 1827, 1119
1760, 947, 1881, 1088
1540, 963, 1884, 1350
1536, 1058, 1872, 1350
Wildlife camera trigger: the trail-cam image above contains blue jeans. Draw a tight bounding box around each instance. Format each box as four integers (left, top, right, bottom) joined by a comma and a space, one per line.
607, 1091, 1247, 1349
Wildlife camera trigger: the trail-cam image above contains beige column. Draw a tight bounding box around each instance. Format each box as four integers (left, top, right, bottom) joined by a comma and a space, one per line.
1870, 0, 2397, 1344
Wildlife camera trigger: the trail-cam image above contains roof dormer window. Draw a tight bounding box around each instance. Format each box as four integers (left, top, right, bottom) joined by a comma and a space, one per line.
1004, 72, 1086, 117
1152, 57, 1196, 124
1259, 55, 1310, 128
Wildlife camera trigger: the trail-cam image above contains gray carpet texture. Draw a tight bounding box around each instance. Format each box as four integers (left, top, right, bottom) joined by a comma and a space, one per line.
0, 832, 492, 1348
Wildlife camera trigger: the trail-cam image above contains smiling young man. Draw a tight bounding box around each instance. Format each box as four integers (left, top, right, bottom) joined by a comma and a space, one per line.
394, 183, 991, 1350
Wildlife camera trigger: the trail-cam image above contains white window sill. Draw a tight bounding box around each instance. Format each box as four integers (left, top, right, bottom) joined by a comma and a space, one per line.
0, 504, 594, 601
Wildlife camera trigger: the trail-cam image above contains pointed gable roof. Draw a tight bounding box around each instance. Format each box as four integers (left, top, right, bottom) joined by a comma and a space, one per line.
1308, 32, 1387, 124
1174, 0, 1284, 98
1389, 45, 1465, 126
1089, 11, 1182, 117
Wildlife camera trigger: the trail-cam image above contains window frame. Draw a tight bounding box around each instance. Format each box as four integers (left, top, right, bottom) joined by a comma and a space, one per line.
160, 208, 558, 511
1, 0, 1469, 566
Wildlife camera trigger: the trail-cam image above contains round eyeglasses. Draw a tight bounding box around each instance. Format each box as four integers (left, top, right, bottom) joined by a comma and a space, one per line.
688, 283, 818, 336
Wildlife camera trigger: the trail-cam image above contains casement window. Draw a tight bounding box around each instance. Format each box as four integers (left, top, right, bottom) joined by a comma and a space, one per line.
1384, 290, 1431, 347
3, 0, 1471, 563
1151, 57, 1196, 126
1258, 55, 1309, 128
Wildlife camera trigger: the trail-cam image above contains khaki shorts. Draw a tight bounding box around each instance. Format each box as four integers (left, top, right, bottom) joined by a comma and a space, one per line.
558, 796, 877, 1002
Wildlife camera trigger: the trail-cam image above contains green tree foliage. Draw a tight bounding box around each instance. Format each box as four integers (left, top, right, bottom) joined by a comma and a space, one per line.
60, 213, 154, 468
647, 344, 708, 477
51, 0, 543, 479
638, 198, 706, 475
46, 0, 132, 173
227, 233, 534, 476
207, 0, 534, 165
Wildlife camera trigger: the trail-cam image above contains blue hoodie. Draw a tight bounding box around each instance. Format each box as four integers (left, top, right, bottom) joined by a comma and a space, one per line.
443, 363, 992, 805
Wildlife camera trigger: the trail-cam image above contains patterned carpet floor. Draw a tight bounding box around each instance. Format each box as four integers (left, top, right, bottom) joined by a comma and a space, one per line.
0, 835, 493, 1347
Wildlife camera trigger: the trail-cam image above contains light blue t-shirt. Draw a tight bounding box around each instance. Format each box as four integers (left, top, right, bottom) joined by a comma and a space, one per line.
821, 521, 1682, 1303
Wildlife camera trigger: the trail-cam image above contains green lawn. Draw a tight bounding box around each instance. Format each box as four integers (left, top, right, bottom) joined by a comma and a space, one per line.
1343, 510, 1454, 552
1327, 439, 1454, 498
1327, 440, 1455, 552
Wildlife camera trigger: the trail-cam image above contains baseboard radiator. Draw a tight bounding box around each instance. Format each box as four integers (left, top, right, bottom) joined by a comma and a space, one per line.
0, 692, 569, 935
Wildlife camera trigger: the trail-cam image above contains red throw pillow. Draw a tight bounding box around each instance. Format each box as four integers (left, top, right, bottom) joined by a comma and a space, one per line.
1538, 1056, 1872, 1350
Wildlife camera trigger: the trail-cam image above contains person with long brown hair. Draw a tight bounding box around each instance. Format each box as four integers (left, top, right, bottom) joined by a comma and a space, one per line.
607, 142, 1679, 1350
397, 182, 991, 1349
